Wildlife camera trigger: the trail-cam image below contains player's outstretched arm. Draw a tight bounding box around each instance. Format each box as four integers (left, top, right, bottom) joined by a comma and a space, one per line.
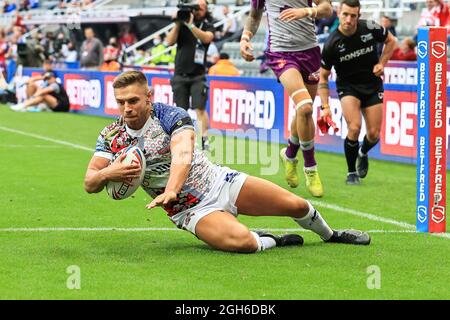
84, 154, 141, 193
146, 129, 195, 209
279, 0, 332, 22
240, 6, 263, 62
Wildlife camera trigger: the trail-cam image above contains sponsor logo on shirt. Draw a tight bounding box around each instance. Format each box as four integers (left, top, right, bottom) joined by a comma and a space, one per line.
339, 46, 374, 62
360, 33, 374, 43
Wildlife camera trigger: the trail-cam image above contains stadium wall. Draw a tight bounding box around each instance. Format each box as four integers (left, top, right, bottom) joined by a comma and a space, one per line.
20, 61, 450, 168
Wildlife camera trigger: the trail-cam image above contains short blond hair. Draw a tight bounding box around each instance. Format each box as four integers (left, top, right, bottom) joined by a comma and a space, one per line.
113, 71, 148, 89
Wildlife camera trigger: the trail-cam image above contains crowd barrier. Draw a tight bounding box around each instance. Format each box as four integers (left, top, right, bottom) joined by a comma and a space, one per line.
20, 61, 450, 168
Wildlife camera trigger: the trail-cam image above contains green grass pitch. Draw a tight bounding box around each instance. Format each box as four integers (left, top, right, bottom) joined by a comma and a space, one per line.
0, 105, 449, 300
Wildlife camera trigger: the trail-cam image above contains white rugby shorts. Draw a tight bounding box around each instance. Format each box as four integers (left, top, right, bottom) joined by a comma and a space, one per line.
170, 166, 248, 235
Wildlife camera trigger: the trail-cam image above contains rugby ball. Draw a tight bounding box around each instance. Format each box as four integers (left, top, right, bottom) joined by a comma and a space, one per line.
106, 146, 146, 200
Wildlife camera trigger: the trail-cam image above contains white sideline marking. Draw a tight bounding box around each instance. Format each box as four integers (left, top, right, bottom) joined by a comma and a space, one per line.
0, 126, 92, 152
0, 126, 447, 239
0, 227, 448, 239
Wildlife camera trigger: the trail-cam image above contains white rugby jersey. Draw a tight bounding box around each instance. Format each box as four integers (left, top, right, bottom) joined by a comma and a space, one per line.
252, 0, 318, 52
94, 103, 220, 216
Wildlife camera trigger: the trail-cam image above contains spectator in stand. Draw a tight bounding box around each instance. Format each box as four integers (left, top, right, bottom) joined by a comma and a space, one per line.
381, 15, 396, 36
390, 37, 417, 61
378, 15, 396, 56
104, 37, 120, 61
220, 5, 238, 40
4, 1, 17, 13
417, 0, 440, 27
206, 41, 220, 69
42, 31, 57, 61
316, 7, 338, 35
0, 28, 8, 79
61, 41, 78, 63
434, 0, 449, 27
208, 52, 240, 76
149, 34, 175, 66
100, 37, 121, 72
80, 27, 103, 70
119, 25, 136, 49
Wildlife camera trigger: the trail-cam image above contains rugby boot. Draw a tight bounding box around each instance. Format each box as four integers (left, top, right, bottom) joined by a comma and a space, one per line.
304, 167, 324, 197
280, 147, 299, 188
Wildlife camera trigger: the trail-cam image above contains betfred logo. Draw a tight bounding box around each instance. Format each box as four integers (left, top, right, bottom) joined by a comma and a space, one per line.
152, 77, 174, 106
381, 91, 416, 157
104, 75, 119, 116
210, 81, 276, 130
431, 205, 445, 223
65, 74, 101, 110
417, 41, 427, 59
431, 41, 446, 59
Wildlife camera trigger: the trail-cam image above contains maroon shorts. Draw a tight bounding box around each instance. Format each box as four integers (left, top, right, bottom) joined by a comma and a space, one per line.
265, 46, 321, 84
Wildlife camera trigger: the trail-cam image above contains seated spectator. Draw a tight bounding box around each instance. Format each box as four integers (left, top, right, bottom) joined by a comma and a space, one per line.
11, 71, 70, 112
208, 52, 240, 76
390, 38, 417, 61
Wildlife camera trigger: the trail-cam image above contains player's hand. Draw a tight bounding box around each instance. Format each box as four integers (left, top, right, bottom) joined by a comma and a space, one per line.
240, 40, 254, 61
279, 8, 308, 22
146, 191, 178, 210
103, 153, 142, 182
373, 63, 384, 77
320, 106, 332, 120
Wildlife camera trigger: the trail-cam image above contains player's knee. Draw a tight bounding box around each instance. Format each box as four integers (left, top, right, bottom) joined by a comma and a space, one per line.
289, 197, 309, 218
367, 128, 380, 142
347, 124, 361, 137
226, 228, 258, 253
296, 104, 313, 118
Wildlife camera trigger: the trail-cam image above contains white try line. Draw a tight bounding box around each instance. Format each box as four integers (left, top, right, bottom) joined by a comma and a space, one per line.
0, 125, 447, 238
0, 227, 448, 239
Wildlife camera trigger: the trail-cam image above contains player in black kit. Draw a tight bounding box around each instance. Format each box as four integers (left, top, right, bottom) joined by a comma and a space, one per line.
318, 0, 395, 185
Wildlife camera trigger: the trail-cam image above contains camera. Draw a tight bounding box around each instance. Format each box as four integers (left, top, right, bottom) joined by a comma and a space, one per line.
176, 0, 200, 22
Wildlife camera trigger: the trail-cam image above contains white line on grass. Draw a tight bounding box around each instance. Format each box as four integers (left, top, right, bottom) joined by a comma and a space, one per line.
310, 200, 416, 230
0, 144, 71, 149
0, 227, 448, 239
0, 126, 92, 152
1, 126, 447, 239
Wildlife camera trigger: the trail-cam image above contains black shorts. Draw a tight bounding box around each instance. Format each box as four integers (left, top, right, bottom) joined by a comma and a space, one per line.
170, 74, 208, 110
53, 100, 70, 112
336, 80, 384, 108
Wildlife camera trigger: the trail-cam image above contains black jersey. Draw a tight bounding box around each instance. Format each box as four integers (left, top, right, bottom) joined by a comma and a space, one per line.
321, 20, 388, 88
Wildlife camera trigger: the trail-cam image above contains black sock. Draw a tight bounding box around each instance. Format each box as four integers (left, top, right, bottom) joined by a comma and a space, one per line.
344, 137, 359, 173
360, 135, 379, 155
202, 136, 208, 149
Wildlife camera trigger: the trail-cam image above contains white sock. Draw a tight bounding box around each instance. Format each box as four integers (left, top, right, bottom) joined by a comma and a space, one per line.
250, 231, 276, 252
294, 201, 333, 241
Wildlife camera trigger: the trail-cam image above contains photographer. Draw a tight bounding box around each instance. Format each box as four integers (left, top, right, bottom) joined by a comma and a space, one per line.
165, 0, 215, 151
